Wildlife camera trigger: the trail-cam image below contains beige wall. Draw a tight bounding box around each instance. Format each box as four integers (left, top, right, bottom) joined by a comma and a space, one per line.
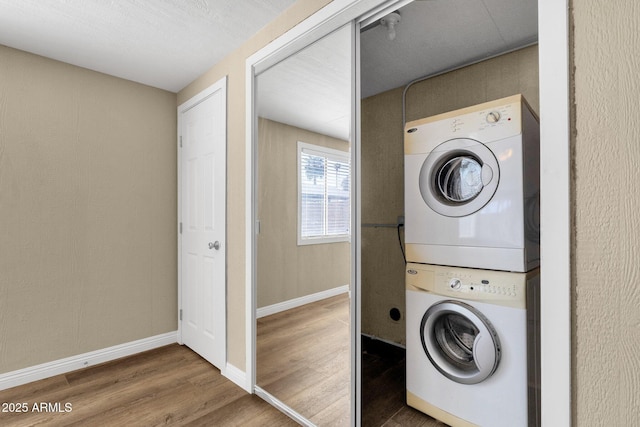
0, 45, 177, 373
0, 0, 334, 378
572, 1, 640, 424
361, 45, 539, 344
177, 0, 332, 369
7, 3, 637, 422
257, 118, 350, 308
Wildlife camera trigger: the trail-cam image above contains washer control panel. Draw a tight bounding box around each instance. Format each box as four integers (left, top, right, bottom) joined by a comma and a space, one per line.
406, 263, 532, 308
447, 275, 518, 297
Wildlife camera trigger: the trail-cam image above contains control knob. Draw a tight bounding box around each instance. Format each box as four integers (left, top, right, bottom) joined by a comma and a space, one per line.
486, 111, 501, 123
449, 279, 462, 290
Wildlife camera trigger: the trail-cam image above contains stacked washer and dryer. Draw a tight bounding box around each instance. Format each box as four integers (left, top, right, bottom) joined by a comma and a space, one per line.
403, 95, 541, 427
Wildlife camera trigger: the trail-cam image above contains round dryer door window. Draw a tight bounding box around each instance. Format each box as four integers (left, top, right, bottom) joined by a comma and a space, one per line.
420, 300, 501, 384
419, 138, 499, 217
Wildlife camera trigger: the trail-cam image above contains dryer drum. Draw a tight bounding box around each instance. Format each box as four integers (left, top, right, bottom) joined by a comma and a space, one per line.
418, 138, 500, 218
436, 155, 483, 203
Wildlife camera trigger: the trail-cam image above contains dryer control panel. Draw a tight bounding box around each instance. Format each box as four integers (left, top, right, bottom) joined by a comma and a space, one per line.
405, 262, 535, 309
405, 94, 528, 155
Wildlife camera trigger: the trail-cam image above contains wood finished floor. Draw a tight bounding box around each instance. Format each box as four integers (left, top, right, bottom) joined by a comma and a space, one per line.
256, 293, 441, 426
361, 337, 444, 427
0, 295, 442, 426
257, 293, 351, 426
0, 344, 296, 427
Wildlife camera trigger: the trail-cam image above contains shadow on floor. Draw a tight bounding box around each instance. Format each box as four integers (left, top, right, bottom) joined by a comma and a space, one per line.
361, 336, 445, 427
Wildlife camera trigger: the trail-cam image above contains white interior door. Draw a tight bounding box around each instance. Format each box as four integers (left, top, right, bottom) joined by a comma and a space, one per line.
179, 78, 227, 371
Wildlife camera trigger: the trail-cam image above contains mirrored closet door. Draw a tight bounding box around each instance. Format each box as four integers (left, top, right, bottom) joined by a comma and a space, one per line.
253, 24, 354, 426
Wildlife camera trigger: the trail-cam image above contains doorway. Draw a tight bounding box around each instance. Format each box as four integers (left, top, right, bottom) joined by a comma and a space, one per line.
178, 77, 228, 372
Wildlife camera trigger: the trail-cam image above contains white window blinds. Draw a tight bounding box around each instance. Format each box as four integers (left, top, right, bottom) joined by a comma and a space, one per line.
298, 142, 350, 245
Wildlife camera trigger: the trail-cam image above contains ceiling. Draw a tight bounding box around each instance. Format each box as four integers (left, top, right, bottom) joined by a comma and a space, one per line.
256, 0, 537, 140
0, 0, 537, 138
360, 0, 538, 98
257, 25, 352, 140
0, 0, 297, 92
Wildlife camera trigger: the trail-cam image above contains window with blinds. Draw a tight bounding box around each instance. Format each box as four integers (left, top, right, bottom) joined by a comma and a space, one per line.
297, 141, 350, 245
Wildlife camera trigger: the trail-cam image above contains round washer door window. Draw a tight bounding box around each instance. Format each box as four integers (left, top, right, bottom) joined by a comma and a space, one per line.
420, 300, 501, 384
419, 138, 499, 217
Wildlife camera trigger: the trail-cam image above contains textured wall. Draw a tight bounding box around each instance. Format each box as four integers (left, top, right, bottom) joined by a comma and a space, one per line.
257, 118, 350, 308
360, 87, 406, 343
572, 1, 640, 423
0, 45, 177, 373
361, 45, 539, 345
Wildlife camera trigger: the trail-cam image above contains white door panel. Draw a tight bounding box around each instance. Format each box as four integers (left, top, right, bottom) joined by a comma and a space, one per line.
179, 78, 226, 370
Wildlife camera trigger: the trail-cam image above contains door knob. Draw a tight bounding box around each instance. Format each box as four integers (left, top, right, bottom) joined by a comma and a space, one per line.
209, 241, 220, 250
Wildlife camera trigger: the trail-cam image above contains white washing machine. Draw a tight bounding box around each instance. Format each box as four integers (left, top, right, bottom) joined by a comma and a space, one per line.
404, 94, 540, 272
405, 263, 540, 427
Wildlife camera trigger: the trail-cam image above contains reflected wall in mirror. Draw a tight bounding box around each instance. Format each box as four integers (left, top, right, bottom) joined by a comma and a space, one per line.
255, 24, 352, 426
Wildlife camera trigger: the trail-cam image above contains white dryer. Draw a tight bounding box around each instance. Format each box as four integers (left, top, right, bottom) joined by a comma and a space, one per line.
405, 263, 540, 427
404, 94, 539, 272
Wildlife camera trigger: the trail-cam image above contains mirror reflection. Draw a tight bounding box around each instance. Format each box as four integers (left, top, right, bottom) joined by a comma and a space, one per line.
255, 25, 352, 426
253, 0, 539, 424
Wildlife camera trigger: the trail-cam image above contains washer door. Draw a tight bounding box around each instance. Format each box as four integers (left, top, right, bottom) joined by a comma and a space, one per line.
420, 300, 501, 384
419, 138, 499, 217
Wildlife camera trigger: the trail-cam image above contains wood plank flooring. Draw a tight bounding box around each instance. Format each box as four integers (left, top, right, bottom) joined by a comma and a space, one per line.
257, 293, 440, 426
257, 293, 351, 426
0, 345, 296, 427
361, 336, 444, 427
1, 295, 442, 426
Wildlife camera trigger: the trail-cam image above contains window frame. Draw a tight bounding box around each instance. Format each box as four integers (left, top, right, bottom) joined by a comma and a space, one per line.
297, 141, 351, 246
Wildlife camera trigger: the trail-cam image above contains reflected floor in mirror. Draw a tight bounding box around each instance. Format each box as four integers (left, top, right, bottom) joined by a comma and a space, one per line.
257, 292, 443, 426
257, 293, 351, 426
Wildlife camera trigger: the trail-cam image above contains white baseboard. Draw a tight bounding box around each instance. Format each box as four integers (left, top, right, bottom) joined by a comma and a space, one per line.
223, 362, 250, 393
255, 386, 315, 426
0, 331, 178, 391
256, 285, 350, 319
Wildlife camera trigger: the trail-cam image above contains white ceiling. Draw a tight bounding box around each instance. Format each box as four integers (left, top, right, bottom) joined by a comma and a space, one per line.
257, 25, 352, 141
0, 0, 297, 92
256, 0, 537, 140
361, 0, 538, 98
0, 0, 537, 138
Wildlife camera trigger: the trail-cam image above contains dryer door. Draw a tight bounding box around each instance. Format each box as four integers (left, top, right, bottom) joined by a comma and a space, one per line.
419, 138, 499, 217
420, 300, 501, 384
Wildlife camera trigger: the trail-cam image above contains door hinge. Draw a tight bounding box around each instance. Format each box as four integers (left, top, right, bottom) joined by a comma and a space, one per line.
179, 222, 182, 234
179, 309, 182, 321
179, 136, 183, 147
